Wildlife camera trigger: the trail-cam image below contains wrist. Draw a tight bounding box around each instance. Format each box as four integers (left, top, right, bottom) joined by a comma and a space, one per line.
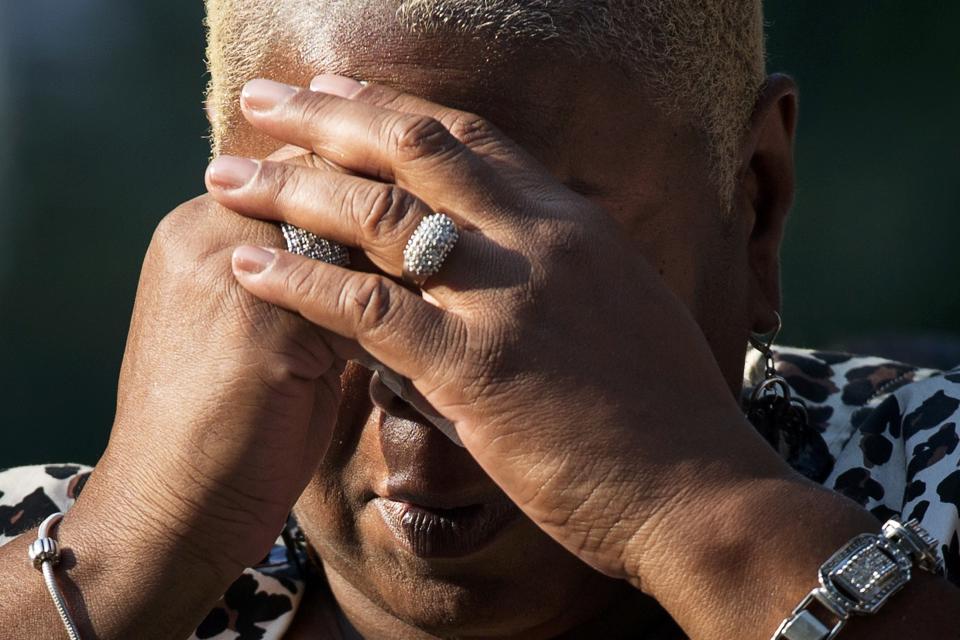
53, 499, 243, 639
94, 442, 289, 572
631, 471, 880, 640
48, 463, 256, 638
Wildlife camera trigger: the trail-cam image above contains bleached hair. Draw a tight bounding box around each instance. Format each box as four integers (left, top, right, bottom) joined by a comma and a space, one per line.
206, 0, 766, 205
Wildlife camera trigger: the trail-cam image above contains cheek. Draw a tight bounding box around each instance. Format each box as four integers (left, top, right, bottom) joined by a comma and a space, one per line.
601, 198, 705, 311
692, 241, 753, 393
295, 364, 379, 557
600, 191, 753, 385
295, 413, 398, 595
654, 216, 753, 391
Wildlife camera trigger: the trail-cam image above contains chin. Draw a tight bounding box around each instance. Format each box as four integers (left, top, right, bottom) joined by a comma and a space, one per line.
318, 512, 622, 638
379, 575, 525, 636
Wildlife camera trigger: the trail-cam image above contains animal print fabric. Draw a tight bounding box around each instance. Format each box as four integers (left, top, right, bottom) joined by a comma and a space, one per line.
2, 348, 958, 638
744, 347, 960, 583
0, 464, 303, 640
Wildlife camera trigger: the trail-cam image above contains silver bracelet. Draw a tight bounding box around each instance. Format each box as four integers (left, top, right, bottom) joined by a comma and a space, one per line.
772, 518, 943, 640
28, 512, 83, 640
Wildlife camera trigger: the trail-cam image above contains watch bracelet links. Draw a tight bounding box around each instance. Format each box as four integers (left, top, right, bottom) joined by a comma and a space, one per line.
772, 518, 944, 640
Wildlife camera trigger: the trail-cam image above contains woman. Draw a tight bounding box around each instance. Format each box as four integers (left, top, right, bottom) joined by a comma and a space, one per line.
1, 2, 958, 638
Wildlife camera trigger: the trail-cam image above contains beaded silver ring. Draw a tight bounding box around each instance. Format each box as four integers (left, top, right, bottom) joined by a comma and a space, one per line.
402, 213, 460, 287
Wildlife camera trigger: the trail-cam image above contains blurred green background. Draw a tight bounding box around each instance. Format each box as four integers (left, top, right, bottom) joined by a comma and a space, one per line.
1, 2, 958, 469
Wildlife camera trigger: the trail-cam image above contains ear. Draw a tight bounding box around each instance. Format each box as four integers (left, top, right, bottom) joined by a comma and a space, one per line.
737, 74, 798, 334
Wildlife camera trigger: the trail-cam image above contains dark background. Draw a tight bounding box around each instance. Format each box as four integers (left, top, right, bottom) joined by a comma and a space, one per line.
1, 2, 958, 468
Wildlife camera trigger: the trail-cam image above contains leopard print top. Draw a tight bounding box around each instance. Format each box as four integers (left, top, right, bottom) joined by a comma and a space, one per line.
2, 348, 958, 639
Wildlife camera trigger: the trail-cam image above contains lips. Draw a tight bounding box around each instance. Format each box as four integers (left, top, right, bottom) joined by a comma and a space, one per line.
371, 412, 520, 558
374, 496, 520, 559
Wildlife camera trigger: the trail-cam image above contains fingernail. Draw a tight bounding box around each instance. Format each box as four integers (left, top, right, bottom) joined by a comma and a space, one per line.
241, 79, 298, 112
207, 156, 259, 190
233, 246, 276, 275
310, 74, 364, 98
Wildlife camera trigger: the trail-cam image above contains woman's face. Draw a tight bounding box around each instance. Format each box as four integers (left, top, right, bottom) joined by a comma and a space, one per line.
217, 26, 762, 637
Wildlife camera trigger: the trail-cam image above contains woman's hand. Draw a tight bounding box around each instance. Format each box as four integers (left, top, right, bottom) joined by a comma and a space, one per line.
39, 191, 353, 638
212, 77, 960, 640
207, 76, 799, 589
99, 194, 348, 563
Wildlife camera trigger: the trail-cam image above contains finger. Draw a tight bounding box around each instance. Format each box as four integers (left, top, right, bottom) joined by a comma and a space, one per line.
207, 156, 492, 289
238, 79, 511, 226
313, 76, 554, 194
309, 75, 550, 185
265, 143, 310, 163
264, 143, 360, 177
207, 156, 431, 275
230, 245, 461, 384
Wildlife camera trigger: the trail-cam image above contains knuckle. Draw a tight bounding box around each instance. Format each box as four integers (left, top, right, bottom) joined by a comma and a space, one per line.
342, 274, 395, 335
357, 84, 404, 110
540, 220, 589, 262
445, 112, 498, 148
515, 219, 594, 293
391, 114, 460, 163
151, 209, 187, 255
152, 203, 194, 247
281, 259, 320, 301
145, 202, 239, 321
359, 184, 419, 245
462, 323, 515, 394
294, 91, 334, 131
269, 162, 302, 209
150, 201, 212, 267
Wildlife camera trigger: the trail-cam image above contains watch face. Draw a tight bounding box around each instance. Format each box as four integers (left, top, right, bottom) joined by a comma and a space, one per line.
824, 537, 911, 614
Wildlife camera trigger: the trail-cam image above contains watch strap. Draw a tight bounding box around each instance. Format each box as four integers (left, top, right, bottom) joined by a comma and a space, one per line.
772, 519, 942, 640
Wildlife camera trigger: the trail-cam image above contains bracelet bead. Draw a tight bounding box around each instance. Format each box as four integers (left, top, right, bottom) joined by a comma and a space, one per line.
28, 512, 83, 640
28, 536, 60, 569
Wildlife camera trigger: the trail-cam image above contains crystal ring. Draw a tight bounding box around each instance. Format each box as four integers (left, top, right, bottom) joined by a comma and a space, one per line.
402, 213, 460, 287
281, 223, 350, 266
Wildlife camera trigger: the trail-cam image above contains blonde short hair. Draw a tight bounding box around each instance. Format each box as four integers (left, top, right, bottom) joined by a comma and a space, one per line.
206, 0, 766, 204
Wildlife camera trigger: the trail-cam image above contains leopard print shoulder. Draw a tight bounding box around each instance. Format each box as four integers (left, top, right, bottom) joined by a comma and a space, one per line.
0, 464, 303, 639
0, 463, 92, 544
745, 347, 960, 586
191, 562, 304, 640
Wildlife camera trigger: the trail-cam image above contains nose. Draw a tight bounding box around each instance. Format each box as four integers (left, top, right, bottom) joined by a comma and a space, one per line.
371, 371, 493, 497
368, 369, 423, 421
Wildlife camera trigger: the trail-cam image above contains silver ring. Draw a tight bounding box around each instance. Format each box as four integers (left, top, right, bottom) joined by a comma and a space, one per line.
402, 213, 460, 287
281, 223, 350, 266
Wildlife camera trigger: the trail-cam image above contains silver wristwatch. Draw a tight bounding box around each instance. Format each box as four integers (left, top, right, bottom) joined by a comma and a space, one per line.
772, 518, 944, 640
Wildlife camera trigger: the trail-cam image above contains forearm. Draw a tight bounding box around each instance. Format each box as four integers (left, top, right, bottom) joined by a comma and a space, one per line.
0, 499, 241, 639
638, 475, 960, 639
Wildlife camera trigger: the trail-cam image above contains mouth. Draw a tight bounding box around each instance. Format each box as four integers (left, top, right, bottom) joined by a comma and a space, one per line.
373, 496, 520, 559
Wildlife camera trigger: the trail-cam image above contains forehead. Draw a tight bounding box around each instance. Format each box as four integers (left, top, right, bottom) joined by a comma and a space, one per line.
208, 3, 725, 332
208, 4, 712, 220
211, 5, 688, 146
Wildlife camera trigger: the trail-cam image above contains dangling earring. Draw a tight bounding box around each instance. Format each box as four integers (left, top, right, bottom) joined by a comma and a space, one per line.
745, 312, 833, 483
